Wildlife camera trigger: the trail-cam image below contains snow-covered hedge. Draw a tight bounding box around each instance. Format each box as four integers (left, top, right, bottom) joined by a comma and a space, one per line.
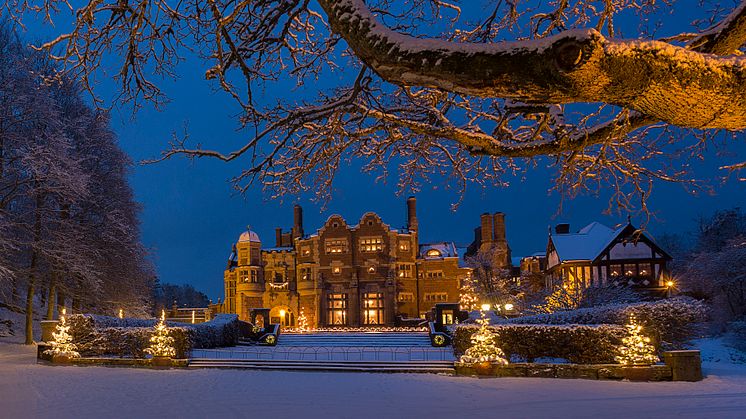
453, 324, 627, 364
509, 297, 708, 347
66, 314, 240, 358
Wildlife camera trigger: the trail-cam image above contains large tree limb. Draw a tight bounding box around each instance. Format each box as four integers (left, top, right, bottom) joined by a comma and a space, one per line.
318, 0, 746, 130
691, 2, 746, 55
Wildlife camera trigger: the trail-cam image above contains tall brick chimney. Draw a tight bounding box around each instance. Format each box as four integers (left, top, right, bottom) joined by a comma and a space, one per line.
406, 196, 418, 232
493, 212, 506, 243
480, 213, 494, 244
292, 204, 304, 239
275, 227, 283, 247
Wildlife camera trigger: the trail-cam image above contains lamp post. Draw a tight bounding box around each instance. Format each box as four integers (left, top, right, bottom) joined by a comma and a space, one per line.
666, 280, 674, 298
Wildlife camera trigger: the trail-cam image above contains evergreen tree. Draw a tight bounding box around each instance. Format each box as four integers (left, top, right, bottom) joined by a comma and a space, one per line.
145, 310, 175, 358
43, 308, 80, 358
458, 305, 508, 365
615, 314, 659, 366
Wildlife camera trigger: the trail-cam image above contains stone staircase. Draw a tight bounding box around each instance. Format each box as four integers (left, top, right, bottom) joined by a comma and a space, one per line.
187, 358, 455, 373
191, 332, 454, 372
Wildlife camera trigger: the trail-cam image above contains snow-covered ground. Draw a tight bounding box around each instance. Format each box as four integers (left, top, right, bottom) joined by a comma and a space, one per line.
1, 338, 745, 419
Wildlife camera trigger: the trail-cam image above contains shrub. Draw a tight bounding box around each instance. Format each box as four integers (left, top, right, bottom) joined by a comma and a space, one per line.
66, 314, 240, 358
509, 297, 708, 348
453, 324, 627, 364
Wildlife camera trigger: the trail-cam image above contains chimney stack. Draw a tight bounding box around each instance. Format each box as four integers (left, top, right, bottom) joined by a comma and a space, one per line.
555, 223, 570, 235
293, 204, 304, 239
406, 196, 418, 232
493, 212, 506, 243
275, 227, 283, 247
480, 213, 494, 244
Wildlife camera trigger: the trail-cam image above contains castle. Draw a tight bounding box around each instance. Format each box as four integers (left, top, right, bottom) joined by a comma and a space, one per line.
217, 198, 511, 328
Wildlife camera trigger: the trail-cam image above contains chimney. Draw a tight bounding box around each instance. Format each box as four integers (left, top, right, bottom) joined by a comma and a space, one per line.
480, 213, 494, 244
406, 196, 418, 232
555, 223, 570, 234
275, 228, 283, 247
293, 204, 304, 238
493, 212, 506, 243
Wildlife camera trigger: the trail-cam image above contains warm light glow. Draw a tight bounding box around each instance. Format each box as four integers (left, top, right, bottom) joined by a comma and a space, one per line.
44, 307, 80, 359
481, 303, 491, 312
279, 309, 286, 318
191, 310, 195, 324
118, 309, 123, 319
504, 303, 514, 311
666, 280, 674, 287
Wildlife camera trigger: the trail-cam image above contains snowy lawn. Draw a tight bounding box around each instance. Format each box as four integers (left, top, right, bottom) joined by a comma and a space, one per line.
1, 340, 745, 419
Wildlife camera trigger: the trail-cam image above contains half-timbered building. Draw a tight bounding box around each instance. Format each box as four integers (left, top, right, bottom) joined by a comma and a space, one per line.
545, 221, 672, 292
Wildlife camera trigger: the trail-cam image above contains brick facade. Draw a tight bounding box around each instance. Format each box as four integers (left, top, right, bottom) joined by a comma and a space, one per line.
219, 197, 475, 327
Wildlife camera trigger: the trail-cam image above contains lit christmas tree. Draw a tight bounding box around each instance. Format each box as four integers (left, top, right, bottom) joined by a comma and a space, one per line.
458, 304, 508, 366
297, 308, 309, 333
44, 308, 80, 359
615, 314, 659, 366
459, 276, 479, 311
145, 310, 176, 358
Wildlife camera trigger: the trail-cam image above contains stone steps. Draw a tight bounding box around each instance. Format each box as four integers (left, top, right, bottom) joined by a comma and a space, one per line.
261, 332, 434, 347
188, 358, 455, 373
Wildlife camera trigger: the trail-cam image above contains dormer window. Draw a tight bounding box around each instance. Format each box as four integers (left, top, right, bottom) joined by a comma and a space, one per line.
426, 249, 442, 257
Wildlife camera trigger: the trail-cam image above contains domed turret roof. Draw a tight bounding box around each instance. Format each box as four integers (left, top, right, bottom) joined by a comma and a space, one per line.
238, 229, 261, 243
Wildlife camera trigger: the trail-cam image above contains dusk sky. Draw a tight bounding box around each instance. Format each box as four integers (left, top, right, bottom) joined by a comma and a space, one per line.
25, 7, 746, 301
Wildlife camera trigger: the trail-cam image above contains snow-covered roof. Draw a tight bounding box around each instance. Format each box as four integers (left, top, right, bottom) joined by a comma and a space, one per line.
419, 242, 458, 259
238, 230, 261, 243
262, 247, 293, 253
551, 222, 625, 262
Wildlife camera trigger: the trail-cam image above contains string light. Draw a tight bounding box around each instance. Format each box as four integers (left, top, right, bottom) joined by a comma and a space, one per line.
145, 309, 176, 358
457, 304, 508, 366
118, 309, 124, 319
44, 308, 80, 359
296, 308, 309, 333
615, 314, 659, 366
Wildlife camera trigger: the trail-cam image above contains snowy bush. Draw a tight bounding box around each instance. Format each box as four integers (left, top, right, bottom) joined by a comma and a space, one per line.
66, 314, 240, 358
509, 297, 708, 347
453, 324, 627, 364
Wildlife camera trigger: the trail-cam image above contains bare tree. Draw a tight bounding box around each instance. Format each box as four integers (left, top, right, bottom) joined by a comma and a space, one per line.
9, 1, 746, 213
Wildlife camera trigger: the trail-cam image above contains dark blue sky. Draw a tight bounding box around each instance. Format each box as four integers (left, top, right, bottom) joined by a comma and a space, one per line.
24, 5, 746, 300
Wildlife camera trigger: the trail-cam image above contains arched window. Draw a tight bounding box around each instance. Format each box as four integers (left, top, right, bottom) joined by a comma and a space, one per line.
426, 249, 441, 257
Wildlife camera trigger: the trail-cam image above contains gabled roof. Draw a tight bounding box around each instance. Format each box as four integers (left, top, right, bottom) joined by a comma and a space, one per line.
419, 242, 458, 259
550, 222, 626, 262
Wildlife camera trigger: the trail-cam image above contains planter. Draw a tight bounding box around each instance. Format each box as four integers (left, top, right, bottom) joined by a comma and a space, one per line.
51, 354, 73, 364
151, 356, 172, 368
475, 361, 493, 376
623, 365, 654, 381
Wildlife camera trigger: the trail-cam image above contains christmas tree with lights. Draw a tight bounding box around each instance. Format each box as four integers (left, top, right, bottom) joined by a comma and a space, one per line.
615, 314, 659, 366
297, 308, 309, 333
459, 276, 479, 311
458, 304, 508, 366
145, 310, 176, 358
44, 308, 80, 359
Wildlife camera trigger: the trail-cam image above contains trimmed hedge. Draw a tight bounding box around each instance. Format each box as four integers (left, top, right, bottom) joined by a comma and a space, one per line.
453, 324, 627, 364
67, 314, 240, 358
510, 297, 708, 347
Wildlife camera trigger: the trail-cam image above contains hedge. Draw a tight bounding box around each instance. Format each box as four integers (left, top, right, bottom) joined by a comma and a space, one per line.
67, 314, 240, 359
453, 324, 628, 364
509, 297, 708, 347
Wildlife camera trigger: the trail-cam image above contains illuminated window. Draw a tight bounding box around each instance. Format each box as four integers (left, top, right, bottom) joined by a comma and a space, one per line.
325, 239, 348, 254
397, 292, 414, 302
638, 263, 652, 277
332, 266, 341, 275
238, 250, 248, 265
426, 271, 444, 279
368, 266, 376, 274
300, 267, 313, 281
301, 246, 311, 256
362, 293, 384, 325
327, 293, 348, 325
610, 265, 622, 277
399, 241, 410, 251
360, 237, 383, 252
240, 269, 249, 283
426, 249, 442, 257
625, 265, 638, 277
424, 292, 448, 302
397, 264, 413, 278
250, 270, 258, 283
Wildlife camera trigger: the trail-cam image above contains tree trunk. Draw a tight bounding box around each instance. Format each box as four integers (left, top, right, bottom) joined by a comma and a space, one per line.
24, 190, 43, 345
57, 290, 65, 316
46, 273, 56, 320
